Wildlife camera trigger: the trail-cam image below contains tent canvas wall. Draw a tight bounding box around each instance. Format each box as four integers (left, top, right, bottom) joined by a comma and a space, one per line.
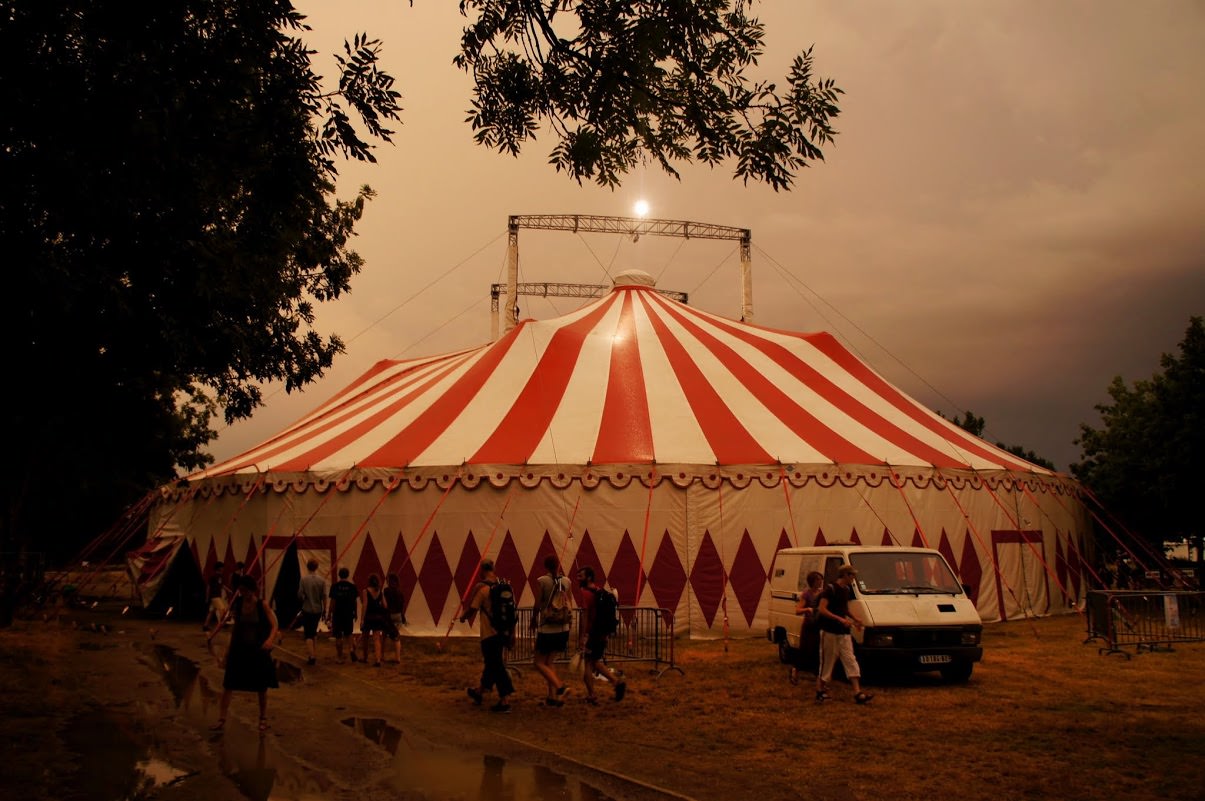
142, 271, 1092, 633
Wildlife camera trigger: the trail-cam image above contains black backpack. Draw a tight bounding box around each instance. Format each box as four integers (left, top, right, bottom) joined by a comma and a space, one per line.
591, 586, 619, 636
486, 579, 517, 634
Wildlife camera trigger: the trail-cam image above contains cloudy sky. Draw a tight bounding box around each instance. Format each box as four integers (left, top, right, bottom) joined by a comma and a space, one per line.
206, 0, 1205, 472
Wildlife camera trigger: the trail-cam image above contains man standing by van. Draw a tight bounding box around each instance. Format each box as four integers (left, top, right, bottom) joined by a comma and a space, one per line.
816, 564, 874, 705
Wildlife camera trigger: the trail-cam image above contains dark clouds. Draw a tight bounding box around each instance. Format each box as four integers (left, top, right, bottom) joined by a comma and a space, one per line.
207, 0, 1205, 473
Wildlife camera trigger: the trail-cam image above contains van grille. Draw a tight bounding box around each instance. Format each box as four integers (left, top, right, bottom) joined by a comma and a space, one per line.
888, 628, 967, 648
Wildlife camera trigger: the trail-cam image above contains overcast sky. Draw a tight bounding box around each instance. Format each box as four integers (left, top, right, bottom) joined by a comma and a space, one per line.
206, 0, 1205, 472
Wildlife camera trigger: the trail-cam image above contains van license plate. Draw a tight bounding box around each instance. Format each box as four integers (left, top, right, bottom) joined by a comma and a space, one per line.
919, 655, 952, 665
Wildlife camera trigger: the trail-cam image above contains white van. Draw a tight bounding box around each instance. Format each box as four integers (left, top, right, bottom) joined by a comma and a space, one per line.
766, 545, 983, 682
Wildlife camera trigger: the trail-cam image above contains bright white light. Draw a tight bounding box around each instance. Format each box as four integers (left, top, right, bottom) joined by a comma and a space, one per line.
633, 199, 650, 218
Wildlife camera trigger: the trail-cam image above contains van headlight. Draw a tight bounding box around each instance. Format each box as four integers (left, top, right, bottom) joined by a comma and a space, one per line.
961, 630, 980, 646
865, 631, 894, 647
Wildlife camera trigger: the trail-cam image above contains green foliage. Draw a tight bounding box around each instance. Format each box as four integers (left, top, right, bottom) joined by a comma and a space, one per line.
937, 410, 1056, 470
0, 1, 400, 559
1073, 317, 1205, 546
455, 0, 843, 189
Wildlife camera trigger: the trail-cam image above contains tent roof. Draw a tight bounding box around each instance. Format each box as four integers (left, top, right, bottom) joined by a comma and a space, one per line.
193, 273, 1046, 480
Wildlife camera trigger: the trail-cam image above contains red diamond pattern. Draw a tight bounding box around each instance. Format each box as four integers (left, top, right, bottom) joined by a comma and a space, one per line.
493, 533, 527, 605
689, 532, 725, 628
959, 533, 983, 604
937, 529, 957, 578
911, 528, 926, 548
814, 528, 828, 546
525, 531, 559, 601
571, 530, 605, 605
609, 531, 648, 606
729, 530, 767, 627
880, 528, 895, 546
452, 533, 483, 610
417, 532, 453, 625
849, 528, 863, 545
353, 533, 386, 589
1066, 534, 1083, 598
647, 530, 687, 612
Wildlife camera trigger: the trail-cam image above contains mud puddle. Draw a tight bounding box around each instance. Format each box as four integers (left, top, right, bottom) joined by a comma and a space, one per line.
344, 716, 616, 800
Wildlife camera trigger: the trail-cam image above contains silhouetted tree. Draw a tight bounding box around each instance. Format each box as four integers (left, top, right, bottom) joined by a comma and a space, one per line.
1073, 317, 1204, 553
0, 1, 400, 568
937, 411, 1056, 470
457, 0, 843, 188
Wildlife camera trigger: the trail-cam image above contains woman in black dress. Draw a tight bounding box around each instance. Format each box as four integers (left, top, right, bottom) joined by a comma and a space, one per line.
214, 575, 279, 732
361, 574, 389, 667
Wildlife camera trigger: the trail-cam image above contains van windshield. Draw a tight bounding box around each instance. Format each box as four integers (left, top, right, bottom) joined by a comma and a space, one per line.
849, 552, 963, 595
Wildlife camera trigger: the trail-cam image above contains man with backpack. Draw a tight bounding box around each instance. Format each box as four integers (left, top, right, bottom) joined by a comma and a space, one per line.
532, 554, 572, 706
577, 566, 627, 704
460, 560, 515, 713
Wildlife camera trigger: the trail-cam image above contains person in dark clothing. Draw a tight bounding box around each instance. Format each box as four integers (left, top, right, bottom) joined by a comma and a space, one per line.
327, 567, 360, 663
383, 573, 405, 664
460, 560, 514, 713
577, 566, 626, 704
790, 570, 825, 685
213, 575, 279, 732
816, 564, 873, 705
361, 574, 389, 667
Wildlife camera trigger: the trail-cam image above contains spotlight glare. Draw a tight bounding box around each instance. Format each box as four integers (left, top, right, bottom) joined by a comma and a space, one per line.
633, 199, 650, 218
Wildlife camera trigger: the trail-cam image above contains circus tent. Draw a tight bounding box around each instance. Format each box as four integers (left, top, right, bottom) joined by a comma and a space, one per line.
141, 269, 1091, 634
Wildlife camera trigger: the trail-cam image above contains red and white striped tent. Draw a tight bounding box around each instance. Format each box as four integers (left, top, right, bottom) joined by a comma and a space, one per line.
147, 270, 1091, 633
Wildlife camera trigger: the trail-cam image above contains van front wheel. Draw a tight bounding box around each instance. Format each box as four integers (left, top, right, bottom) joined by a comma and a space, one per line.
940, 660, 973, 683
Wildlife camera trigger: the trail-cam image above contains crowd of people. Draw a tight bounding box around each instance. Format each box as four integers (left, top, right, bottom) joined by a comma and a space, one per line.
203, 553, 630, 730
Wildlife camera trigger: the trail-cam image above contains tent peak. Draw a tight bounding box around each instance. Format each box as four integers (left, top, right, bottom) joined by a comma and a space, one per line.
611, 269, 657, 289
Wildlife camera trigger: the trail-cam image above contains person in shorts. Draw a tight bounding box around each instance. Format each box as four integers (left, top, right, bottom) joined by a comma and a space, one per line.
531, 554, 572, 706
816, 564, 873, 705
327, 567, 359, 663
297, 558, 327, 666
577, 566, 626, 704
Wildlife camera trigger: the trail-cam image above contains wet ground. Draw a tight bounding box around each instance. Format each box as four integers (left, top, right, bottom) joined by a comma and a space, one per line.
56, 642, 619, 801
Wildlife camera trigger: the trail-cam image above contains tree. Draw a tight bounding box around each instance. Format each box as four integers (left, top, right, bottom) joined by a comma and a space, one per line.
937, 411, 1056, 471
0, 1, 400, 570
457, 0, 843, 188
1073, 317, 1205, 553
0, 0, 845, 577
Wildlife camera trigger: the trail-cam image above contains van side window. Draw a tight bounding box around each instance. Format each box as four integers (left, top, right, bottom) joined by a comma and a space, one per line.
823, 557, 843, 585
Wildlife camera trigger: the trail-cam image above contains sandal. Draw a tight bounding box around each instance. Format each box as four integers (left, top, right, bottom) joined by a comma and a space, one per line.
258, 718, 270, 732
854, 692, 874, 705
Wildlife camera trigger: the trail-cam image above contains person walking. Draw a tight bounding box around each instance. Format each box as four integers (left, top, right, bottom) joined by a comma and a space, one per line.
815, 564, 874, 705
213, 575, 279, 733
532, 554, 572, 706
577, 566, 626, 704
297, 559, 327, 666
327, 567, 359, 663
361, 574, 389, 667
383, 573, 405, 664
460, 560, 515, 713
790, 570, 825, 685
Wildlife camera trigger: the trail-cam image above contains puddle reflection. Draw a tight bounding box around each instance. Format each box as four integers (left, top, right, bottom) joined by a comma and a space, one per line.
343, 717, 616, 801
60, 709, 192, 801
137, 645, 617, 801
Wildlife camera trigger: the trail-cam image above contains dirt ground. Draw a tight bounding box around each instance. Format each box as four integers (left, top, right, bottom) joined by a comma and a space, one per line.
2, 602, 1203, 801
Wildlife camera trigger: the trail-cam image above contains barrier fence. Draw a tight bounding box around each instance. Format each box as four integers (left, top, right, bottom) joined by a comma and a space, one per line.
1084, 590, 1205, 657
505, 606, 683, 677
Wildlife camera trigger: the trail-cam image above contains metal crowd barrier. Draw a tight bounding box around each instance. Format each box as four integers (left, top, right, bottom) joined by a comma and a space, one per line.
505, 606, 683, 677
1084, 590, 1205, 657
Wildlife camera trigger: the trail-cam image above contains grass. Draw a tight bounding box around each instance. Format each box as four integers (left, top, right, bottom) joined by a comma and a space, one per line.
408, 613, 1205, 801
